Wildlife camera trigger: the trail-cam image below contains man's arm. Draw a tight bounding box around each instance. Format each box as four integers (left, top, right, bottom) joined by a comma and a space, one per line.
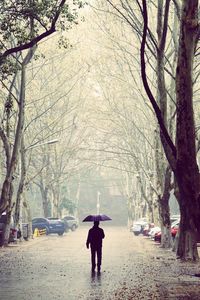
86, 230, 91, 248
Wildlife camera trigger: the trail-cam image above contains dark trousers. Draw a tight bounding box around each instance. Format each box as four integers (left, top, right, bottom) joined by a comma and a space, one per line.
91, 246, 102, 270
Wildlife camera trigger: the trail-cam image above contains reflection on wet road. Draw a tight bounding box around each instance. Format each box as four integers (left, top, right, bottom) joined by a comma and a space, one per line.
1, 226, 200, 299
0, 226, 137, 300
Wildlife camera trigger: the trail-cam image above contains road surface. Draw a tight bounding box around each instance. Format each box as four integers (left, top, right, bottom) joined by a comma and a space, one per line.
0, 226, 200, 299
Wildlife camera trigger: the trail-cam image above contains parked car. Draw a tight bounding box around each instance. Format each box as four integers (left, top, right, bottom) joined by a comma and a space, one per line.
32, 217, 65, 236
131, 219, 148, 236
62, 216, 78, 231
154, 230, 161, 242
148, 226, 161, 239
154, 219, 180, 243
48, 218, 66, 235
32, 217, 49, 234
143, 223, 155, 236
171, 222, 180, 239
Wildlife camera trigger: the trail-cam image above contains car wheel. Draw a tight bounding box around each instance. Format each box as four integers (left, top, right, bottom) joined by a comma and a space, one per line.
134, 232, 139, 236
45, 227, 49, 235
71, 225, 76, 231
58, 232, 64, 236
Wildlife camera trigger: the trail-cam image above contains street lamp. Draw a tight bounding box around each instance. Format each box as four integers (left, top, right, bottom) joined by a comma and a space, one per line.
97, 191, 101, 215
25, 139, 59, 151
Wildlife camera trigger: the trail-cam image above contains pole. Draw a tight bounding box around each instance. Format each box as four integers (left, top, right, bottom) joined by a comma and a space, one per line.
26, 139, 59, 151
97, 191, 100, 215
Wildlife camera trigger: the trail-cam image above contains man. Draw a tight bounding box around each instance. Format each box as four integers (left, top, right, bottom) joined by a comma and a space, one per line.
86, 221, 105, 273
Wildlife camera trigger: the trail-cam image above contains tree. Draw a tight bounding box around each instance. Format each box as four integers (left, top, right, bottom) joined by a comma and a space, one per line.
0, 0, 82, 245
140, 0, 200, 260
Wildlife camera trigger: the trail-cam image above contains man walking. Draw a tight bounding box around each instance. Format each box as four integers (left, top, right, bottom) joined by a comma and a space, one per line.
86, 221, 105, 273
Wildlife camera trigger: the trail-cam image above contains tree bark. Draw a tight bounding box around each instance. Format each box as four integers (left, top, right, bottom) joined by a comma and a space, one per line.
159, 167, 172, 248
155, 0, 173, 248
39, 185, 50, 218
14, 135, 26, 227
175, 0, 200, 260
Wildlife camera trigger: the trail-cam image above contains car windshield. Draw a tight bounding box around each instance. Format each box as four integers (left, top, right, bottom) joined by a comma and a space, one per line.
64, 216, 75, 220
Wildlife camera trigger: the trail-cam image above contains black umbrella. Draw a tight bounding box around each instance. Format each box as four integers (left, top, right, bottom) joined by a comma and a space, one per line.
82, 214, 112, 222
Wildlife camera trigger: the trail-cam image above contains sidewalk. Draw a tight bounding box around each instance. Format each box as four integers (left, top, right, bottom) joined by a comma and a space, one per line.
113, 235, 200, 299
0, 235, 48, 255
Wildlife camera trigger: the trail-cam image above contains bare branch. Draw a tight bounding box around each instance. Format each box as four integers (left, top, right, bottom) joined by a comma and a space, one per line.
140, 0, 177, 161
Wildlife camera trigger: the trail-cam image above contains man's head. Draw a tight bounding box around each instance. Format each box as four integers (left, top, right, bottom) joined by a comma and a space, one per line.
94, 221, 99, 227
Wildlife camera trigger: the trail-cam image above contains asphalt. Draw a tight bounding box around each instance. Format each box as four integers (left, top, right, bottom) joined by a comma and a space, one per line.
0, 226, 200, 300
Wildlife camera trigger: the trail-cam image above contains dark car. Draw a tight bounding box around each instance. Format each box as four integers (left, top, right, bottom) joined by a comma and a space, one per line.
62, 216, 78, 231
48, 218, 66, 235
32, 217, 65, 236
32, 217, 49, 234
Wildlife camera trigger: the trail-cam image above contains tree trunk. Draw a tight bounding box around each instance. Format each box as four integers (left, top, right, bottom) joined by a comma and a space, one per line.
14, 135, 26, 227
175, 173, 200, 260
159, 167, 172, 248
3, 211, 12, 246
175, 0, 200, 260
127, 197, 133, 226
75, 179, 80, 219
40, 186, 49, 218
0, 48, 35, 245
52, 187, 60, 218
156, 0, 172, 249
23, 195, 33, 240
148, 181, 155, 223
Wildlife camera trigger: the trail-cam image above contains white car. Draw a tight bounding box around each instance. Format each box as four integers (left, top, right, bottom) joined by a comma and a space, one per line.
148, 226, 161, 239
131, 220, 147, 236
62, 216, 78, 231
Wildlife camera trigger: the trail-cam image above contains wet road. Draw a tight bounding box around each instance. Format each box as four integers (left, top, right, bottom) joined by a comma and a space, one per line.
1, 226, 200, 300
0, 226, 142, 300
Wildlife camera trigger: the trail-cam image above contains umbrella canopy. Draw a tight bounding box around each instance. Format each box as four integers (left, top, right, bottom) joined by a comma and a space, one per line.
82, 214, 112, 222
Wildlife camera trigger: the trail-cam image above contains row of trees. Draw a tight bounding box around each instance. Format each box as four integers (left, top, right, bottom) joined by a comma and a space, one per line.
0, 1, 88, 245
89, 0, 199, 260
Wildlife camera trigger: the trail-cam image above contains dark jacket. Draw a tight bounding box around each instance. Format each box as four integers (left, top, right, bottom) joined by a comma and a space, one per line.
86, 226, 105, 249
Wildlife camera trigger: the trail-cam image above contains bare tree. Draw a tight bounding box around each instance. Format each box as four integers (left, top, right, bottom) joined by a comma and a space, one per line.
0, 0, 81, 245
140, 0, 200, 260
